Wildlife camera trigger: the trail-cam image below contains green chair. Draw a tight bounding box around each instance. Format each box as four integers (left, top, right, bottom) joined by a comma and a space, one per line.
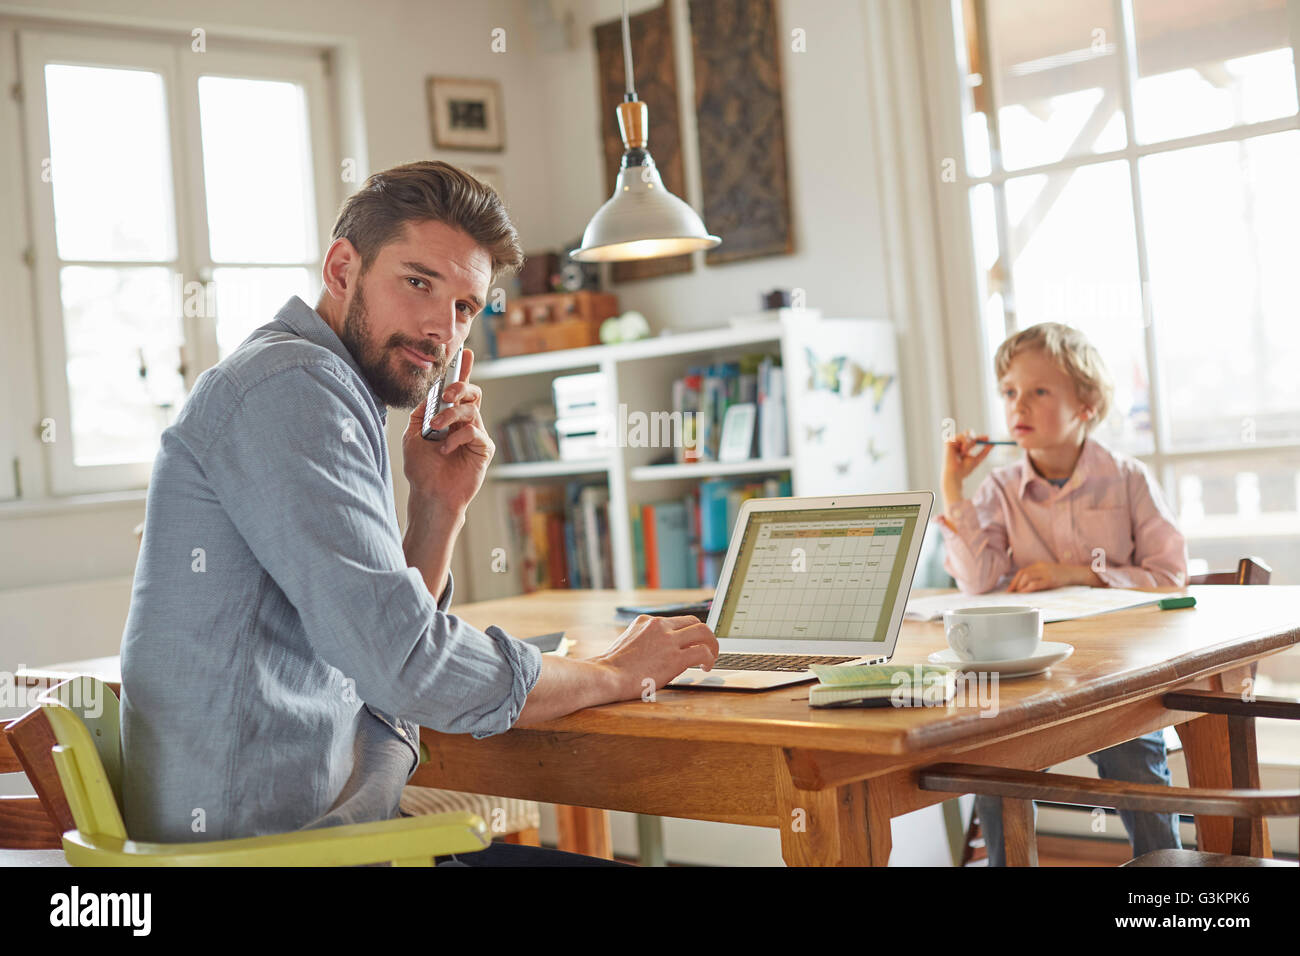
37, 677, 490, 866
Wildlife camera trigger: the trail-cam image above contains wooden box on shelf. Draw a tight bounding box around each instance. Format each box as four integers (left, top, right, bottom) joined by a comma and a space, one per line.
493, 291, 620, 358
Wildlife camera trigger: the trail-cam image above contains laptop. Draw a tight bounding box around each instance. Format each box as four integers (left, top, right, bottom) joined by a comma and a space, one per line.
668, 490, 934, 690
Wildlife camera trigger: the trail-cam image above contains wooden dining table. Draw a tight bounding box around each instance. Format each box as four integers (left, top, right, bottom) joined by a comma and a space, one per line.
20, 584, 1299, 866
412, 584, 1298, 865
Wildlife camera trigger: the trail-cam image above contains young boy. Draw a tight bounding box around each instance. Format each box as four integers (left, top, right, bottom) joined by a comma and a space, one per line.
937, 322, 1187, 865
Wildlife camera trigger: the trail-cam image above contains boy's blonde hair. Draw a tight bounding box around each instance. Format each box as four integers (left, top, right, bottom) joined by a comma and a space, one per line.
994, 323, 1114, 431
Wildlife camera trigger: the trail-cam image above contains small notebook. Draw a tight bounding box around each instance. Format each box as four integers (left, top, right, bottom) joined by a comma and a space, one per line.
808, 663, 955, 708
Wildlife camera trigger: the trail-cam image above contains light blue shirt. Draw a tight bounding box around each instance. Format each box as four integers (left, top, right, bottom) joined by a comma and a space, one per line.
120, 296, 542, 843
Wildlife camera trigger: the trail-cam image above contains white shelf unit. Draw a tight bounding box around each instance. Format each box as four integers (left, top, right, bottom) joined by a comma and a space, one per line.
461, 317, 906, 603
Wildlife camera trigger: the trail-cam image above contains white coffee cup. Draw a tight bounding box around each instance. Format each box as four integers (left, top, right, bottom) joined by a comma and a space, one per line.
943, 606, 1043, 662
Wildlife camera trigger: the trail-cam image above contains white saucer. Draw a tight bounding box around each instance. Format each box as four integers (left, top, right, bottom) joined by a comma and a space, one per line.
926, 641, 1074, 678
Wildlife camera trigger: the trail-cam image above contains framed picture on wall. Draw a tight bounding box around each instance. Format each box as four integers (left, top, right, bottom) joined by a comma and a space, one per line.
426, 76, 504, 151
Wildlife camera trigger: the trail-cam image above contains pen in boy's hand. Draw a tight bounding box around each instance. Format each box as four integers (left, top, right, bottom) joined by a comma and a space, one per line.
975, 439, 1018, 446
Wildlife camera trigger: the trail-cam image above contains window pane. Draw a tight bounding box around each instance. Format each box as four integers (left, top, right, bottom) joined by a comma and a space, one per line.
59, 267, 185, 466
962, 0, 1127, 172
1174, 453, 1300, 584
198, 76, 317, 263
1002, 161, 1152, 453
1133, 0, 1297, 144
44, 64, 176, 261
212, 267, 314, 358
1140, 131, 1300, 450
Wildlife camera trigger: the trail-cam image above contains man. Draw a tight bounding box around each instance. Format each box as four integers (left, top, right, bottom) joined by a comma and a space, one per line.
120, 161, 718, 864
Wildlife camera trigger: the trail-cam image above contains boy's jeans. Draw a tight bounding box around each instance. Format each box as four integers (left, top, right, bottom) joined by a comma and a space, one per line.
974, 730, 1183, 866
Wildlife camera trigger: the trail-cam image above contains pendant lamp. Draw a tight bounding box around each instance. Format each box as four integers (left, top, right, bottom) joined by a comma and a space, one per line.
570, 0, 720, 262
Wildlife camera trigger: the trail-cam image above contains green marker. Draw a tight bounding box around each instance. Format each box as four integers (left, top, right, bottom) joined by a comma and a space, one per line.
1158, 596, 1196, 610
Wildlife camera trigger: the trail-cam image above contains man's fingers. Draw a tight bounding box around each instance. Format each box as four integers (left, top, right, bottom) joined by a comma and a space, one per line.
459, 346, 474, 382
441, 423, 490, 455
685, 643, 718, 672
675, 621, 719, 652
659, 614, 706, 628
408, 398, 428, 430
441, 380, 483, 406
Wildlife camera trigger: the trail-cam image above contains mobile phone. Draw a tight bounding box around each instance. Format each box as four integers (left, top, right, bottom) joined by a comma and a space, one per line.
421, 345, 464, 441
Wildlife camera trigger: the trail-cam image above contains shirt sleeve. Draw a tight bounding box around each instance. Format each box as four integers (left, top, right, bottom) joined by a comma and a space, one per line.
1093, 461, 1188, 589
198, 361, 542, 739
935, 478, 1012, 594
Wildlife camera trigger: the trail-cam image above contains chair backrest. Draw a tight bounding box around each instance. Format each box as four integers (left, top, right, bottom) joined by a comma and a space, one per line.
0, 725, 63, 849
1189, 556, 1271, 586
37, 677, 127, 841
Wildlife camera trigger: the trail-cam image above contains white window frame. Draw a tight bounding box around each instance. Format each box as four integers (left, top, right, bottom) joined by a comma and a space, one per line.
177, 47, 336, 371
17, 28, 335, 497
919, 0, 1300, 526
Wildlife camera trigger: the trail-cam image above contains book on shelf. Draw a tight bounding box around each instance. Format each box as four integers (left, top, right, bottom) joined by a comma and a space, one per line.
632, 473, 791, 589
497, 403, 560, 464
668, 353, 785, 464
504, 480, 614, 593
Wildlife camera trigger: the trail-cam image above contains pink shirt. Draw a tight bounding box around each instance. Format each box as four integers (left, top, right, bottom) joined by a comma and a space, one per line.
937, 437, 1187, 594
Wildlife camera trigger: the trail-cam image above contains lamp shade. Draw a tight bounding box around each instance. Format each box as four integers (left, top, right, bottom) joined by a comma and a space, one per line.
570, 160, 720, 263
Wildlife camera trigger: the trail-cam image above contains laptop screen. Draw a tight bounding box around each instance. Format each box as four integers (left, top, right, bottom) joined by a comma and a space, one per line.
712, 503, 924, 643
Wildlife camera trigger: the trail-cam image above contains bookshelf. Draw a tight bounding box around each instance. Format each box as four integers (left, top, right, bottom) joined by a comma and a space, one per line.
459, 315, 906, 603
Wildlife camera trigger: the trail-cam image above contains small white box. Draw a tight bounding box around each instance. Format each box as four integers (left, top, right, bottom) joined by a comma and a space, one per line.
555, 413, 612, 461
552, 372, 608, 420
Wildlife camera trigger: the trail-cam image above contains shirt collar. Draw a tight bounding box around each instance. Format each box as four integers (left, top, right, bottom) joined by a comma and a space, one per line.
271, 295, 388, 420
1016, 436, 1115, 498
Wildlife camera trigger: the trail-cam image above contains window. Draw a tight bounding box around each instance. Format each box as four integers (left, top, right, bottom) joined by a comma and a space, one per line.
18, 31, 334, 495
938, 0, 1300, 582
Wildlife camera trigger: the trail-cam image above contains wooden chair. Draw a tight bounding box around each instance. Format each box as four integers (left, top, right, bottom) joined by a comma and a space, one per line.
34, 677, 490, 865
6, 693, 547, 862
1188, 556, 1271, 586
955, 555, 1278, 864
1, 711, 71, 865
925, 690, 1300, 866
919, 759, 1298, 866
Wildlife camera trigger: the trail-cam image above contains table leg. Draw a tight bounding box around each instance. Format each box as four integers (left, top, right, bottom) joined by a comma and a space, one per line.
554, 805, 613, 860
1176, 665, 1272, 857
1003, 798, 1038, 866
635, 814, 666, 867
774, 750, 891, 866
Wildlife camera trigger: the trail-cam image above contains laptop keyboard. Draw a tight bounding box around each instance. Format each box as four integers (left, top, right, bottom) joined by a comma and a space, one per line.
711, 653, 860, 673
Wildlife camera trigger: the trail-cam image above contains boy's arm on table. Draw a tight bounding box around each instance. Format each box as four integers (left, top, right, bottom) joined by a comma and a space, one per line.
936, 479, 1012, 594
1093, 465, 1189, 589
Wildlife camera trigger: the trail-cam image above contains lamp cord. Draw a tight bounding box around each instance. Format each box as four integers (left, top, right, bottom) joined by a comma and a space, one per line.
621, 0, 636, 100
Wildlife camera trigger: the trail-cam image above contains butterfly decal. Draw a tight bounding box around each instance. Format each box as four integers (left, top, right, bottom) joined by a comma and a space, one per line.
843, 363, 895, 411
805, 347, 845, 393
804, 423, 826, 443
805, 347, 895, 410
865, 438, 885, 463
833, 461, 850, 475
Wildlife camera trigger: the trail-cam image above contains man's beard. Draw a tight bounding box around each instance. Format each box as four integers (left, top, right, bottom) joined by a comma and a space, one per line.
337, 276, 446, 409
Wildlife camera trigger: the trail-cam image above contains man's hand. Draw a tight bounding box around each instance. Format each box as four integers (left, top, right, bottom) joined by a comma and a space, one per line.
514, 615, 721, 728
592, 614, 720, 699
402, 347, 493, 512
1007, 562, 1103, 592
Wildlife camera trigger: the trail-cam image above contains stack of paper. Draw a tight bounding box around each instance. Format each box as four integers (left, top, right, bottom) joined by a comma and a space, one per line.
904, 586, 1162, 624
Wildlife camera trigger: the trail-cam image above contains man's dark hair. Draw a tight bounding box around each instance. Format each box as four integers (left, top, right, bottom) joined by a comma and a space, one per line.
330, 161, 524, 283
